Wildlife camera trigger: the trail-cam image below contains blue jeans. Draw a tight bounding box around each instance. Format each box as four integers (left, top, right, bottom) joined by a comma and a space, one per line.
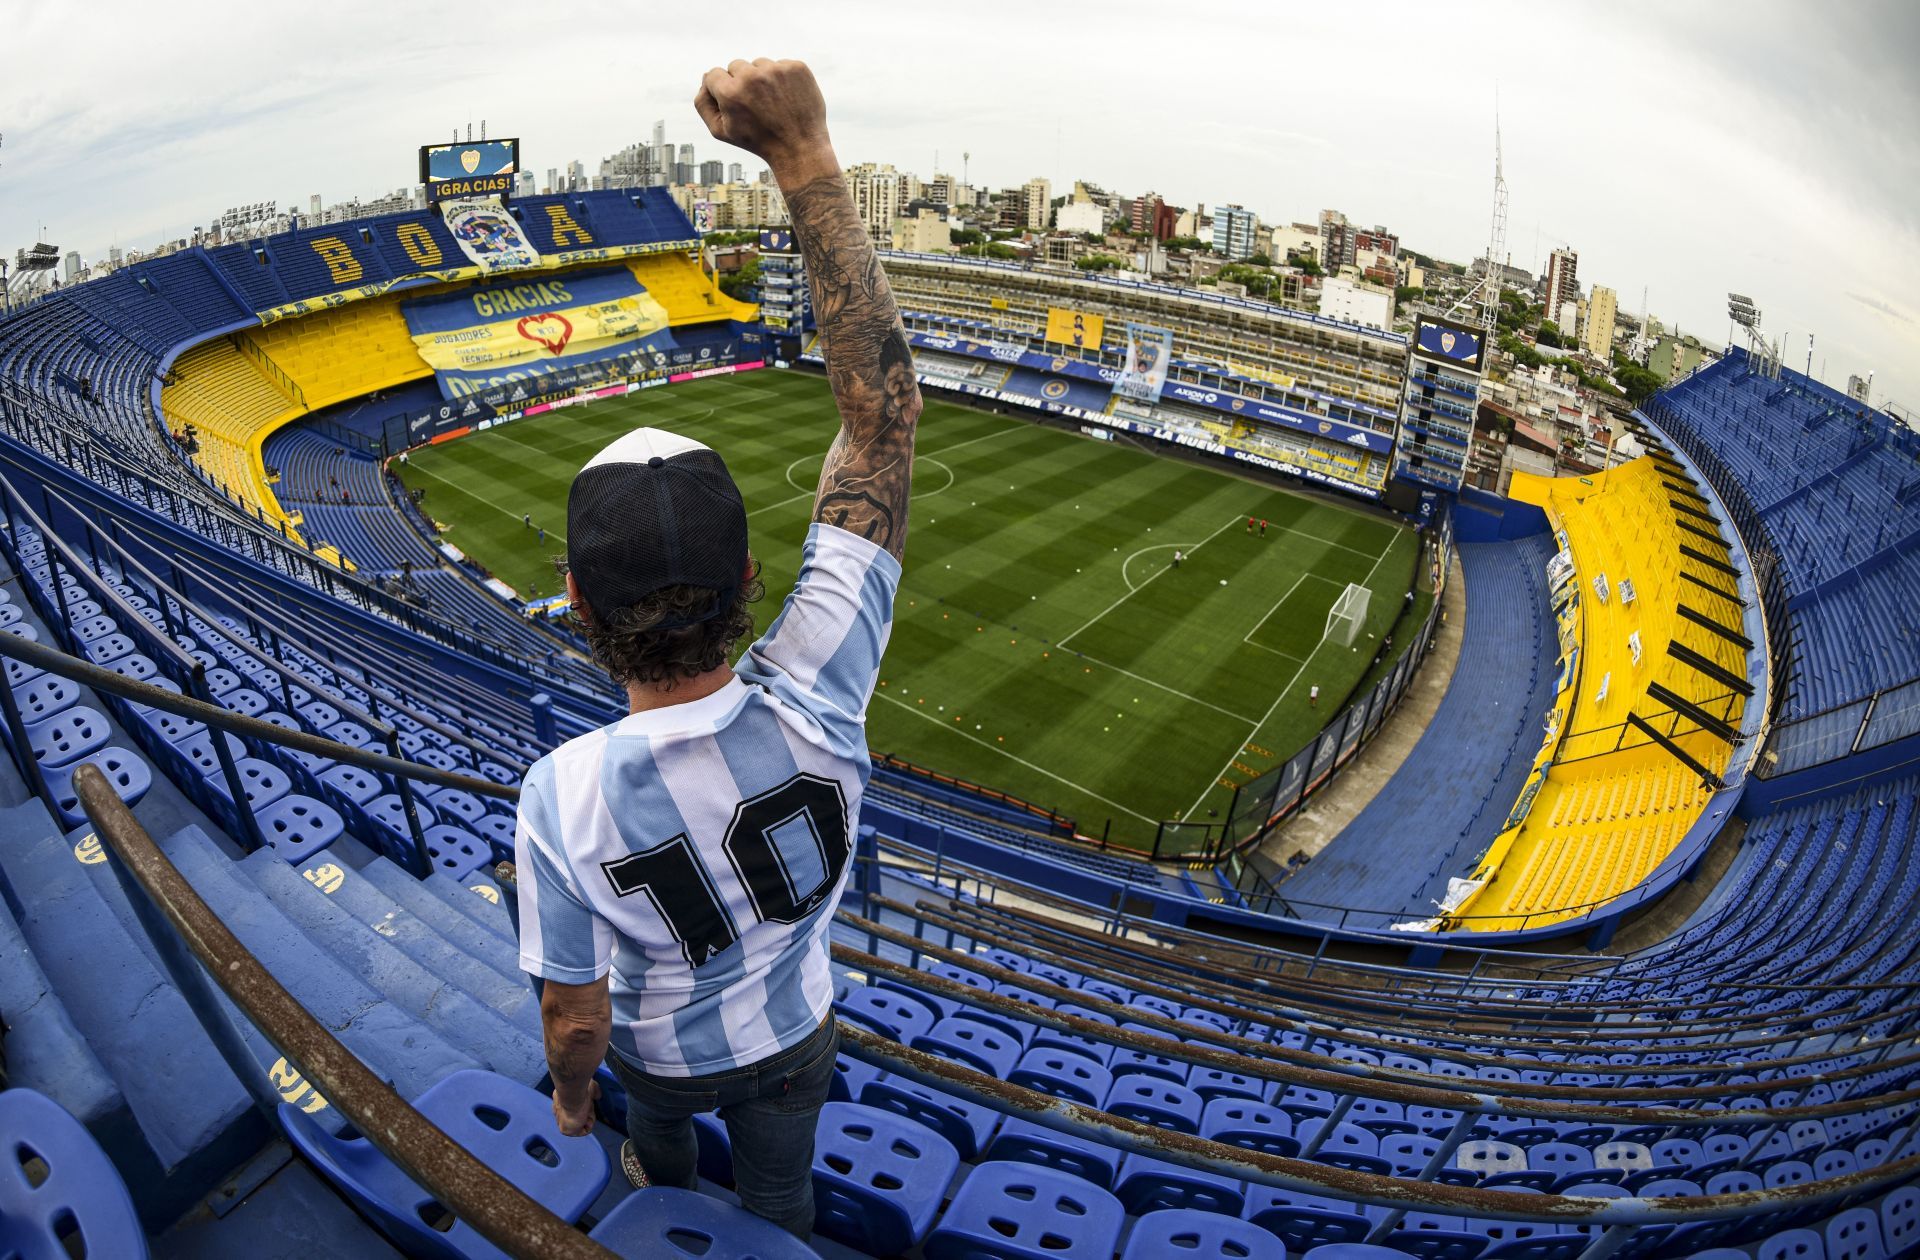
606, 1017, 839, 1239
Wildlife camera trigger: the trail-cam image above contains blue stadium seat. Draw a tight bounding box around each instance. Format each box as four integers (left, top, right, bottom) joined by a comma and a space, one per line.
1112, 1151, 1245, 1216
983, 1117, 1121, 1188
1201, 1097, 1299, 1158
1121, 1208, 1286, 1260
1242, 1185, 1372, 1251
810, 1102, 957, 1255
587, 1186, 820, 1259
278, 1069, 609, 1259
1102, 1074, 1204, 1132
859, 1073, 1000, 1160
924, 1161, 1125, 1260
911, 1016, 1023, 1077
254, 793, 345, 864
836, 986, 936, 1042
1008, 1048, 1110, 1107
1754, 1228, 1826, 1260
0, 1089, 148, 1260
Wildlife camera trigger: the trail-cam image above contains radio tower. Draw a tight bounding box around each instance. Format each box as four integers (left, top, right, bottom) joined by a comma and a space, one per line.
1446, 94, 1507, 333
1481, 99, 1508, 335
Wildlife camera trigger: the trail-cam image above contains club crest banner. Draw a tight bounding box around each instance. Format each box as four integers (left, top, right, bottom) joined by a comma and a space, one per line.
402, 267, 677, 399
439, 197, 543, 272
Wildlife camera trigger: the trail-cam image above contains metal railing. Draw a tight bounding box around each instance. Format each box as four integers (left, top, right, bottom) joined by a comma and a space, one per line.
69, 766, 616, 1260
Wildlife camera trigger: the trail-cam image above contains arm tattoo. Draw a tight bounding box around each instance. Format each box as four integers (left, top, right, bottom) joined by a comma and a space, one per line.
785, 173, 922, 560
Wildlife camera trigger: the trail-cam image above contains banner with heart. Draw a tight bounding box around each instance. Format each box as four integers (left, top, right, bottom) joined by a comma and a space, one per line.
402, 265, 676, 400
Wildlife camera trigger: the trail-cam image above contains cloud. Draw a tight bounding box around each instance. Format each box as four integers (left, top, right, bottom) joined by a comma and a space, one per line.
1846, 292, 1915, 325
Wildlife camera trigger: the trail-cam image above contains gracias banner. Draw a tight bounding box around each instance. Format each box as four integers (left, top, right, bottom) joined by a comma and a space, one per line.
401, 267, 678, 399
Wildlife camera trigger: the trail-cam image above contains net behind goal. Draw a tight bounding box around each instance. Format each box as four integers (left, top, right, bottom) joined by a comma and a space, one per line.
1325, 582, 1371, 647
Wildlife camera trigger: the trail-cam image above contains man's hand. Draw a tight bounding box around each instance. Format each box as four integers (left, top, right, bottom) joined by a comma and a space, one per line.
552, 1075, 600, 1139
695, 59, 835, 183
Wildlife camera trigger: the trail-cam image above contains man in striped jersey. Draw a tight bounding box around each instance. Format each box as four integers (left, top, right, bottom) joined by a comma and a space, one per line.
515, 58, 922, 1238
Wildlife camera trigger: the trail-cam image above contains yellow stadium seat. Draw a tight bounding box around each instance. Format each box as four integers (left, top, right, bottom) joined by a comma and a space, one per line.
1456, 458, 1749, 930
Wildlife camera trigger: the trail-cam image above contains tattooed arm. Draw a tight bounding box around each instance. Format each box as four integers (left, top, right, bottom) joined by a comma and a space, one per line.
695, 58, 922, 560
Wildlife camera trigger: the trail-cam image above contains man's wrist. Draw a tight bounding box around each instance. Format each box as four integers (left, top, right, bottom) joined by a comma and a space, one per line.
768, 141, 841, 192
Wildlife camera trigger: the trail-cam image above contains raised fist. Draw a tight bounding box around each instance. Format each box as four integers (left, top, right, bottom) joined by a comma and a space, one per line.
695, 59, 831, 175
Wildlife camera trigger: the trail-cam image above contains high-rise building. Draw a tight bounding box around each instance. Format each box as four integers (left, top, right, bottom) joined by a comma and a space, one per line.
845, 163, 904, 242
546, 168, 560, 194
1320, 209, 1356, 272
699, 160, 726, 186
63, 251, 82, 282
1021, 177, 1052, 230
1584, 285, 1618, 359
1543, 248, 1579, 325
309, 194, 322, 218
1847, 373, 1873, 403
678, 143, 695, 171
566, 160, 586, 191
515, 171, 537, 198
1211, 204, 1259, 260
727, 162, 743, 184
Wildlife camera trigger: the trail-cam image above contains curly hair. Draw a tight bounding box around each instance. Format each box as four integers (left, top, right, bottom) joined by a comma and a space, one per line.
575, 565, 764, 689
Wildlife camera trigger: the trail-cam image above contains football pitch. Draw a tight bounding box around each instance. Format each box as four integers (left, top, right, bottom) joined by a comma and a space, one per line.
397, 369, 1425, 844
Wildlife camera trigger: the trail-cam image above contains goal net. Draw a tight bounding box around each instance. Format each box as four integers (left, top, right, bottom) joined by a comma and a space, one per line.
1325, 582, 1371, 648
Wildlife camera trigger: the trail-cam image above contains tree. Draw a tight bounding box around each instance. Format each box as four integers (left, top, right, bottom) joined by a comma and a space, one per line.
1395, 285, 1425, 307
1246, 253, 1272, 268
1165, 234, 1208, 252
949, 227, 986, 247
716, 257, 761, 300
1536, 321, 1564, 349
1615, 363, 1665, 405
1298, 257, 1323, 277
1075, 254, 1126, 272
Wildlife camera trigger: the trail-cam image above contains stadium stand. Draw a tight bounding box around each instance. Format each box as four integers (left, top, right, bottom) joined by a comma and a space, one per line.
3, 184, 1919, 1254
1644, 348, 1920, 770
882, 255, 1403, 498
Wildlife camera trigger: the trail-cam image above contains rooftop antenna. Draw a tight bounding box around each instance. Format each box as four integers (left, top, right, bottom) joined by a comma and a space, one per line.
466, 122, 472, 143
963, 151, 970, 189
481, 120, 487, 141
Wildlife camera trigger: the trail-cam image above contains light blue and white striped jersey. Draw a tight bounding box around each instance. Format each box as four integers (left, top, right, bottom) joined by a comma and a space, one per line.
515, 522, 899, 1076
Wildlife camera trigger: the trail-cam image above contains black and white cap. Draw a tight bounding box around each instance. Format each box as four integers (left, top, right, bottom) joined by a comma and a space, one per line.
566, 428, 749, 625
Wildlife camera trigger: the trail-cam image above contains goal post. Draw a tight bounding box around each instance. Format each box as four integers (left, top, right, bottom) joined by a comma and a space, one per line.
1325, 582, 1370, 648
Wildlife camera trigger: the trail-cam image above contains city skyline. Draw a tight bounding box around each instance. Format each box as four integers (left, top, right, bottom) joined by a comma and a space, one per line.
3, 0, 1914, 404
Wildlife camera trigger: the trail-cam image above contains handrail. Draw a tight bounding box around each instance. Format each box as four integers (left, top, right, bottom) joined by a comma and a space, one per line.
887, 894, 1920, 1070
841, 913, 1920, 1111
837, 1026, 1920, 1231
71, 766, 616, 1260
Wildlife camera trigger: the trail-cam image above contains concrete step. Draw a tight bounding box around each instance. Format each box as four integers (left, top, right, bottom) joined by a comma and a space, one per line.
357, 856, 526, 988
0, 803, 265, 1228
283, 853, 535, 1025
237, 848, 543, 1082
421, 868, 515, 945
0, 855, 134, 1156
159, 824, 484, 1101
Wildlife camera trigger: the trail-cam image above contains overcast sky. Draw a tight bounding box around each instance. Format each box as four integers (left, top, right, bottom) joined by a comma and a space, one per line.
4, 0, 1915, 404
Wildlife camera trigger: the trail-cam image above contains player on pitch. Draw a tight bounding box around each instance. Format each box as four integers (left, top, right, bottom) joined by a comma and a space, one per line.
515, 58, 921, 1239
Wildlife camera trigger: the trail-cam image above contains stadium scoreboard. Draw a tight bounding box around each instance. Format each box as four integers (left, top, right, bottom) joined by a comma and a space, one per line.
420, 138, 521, 203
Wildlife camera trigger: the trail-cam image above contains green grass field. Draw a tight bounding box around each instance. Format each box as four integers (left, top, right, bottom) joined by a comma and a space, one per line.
397, 370, 1423, 843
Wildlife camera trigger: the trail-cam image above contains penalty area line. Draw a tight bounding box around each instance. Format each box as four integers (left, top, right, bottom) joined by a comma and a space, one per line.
874, 690, 1156, 823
